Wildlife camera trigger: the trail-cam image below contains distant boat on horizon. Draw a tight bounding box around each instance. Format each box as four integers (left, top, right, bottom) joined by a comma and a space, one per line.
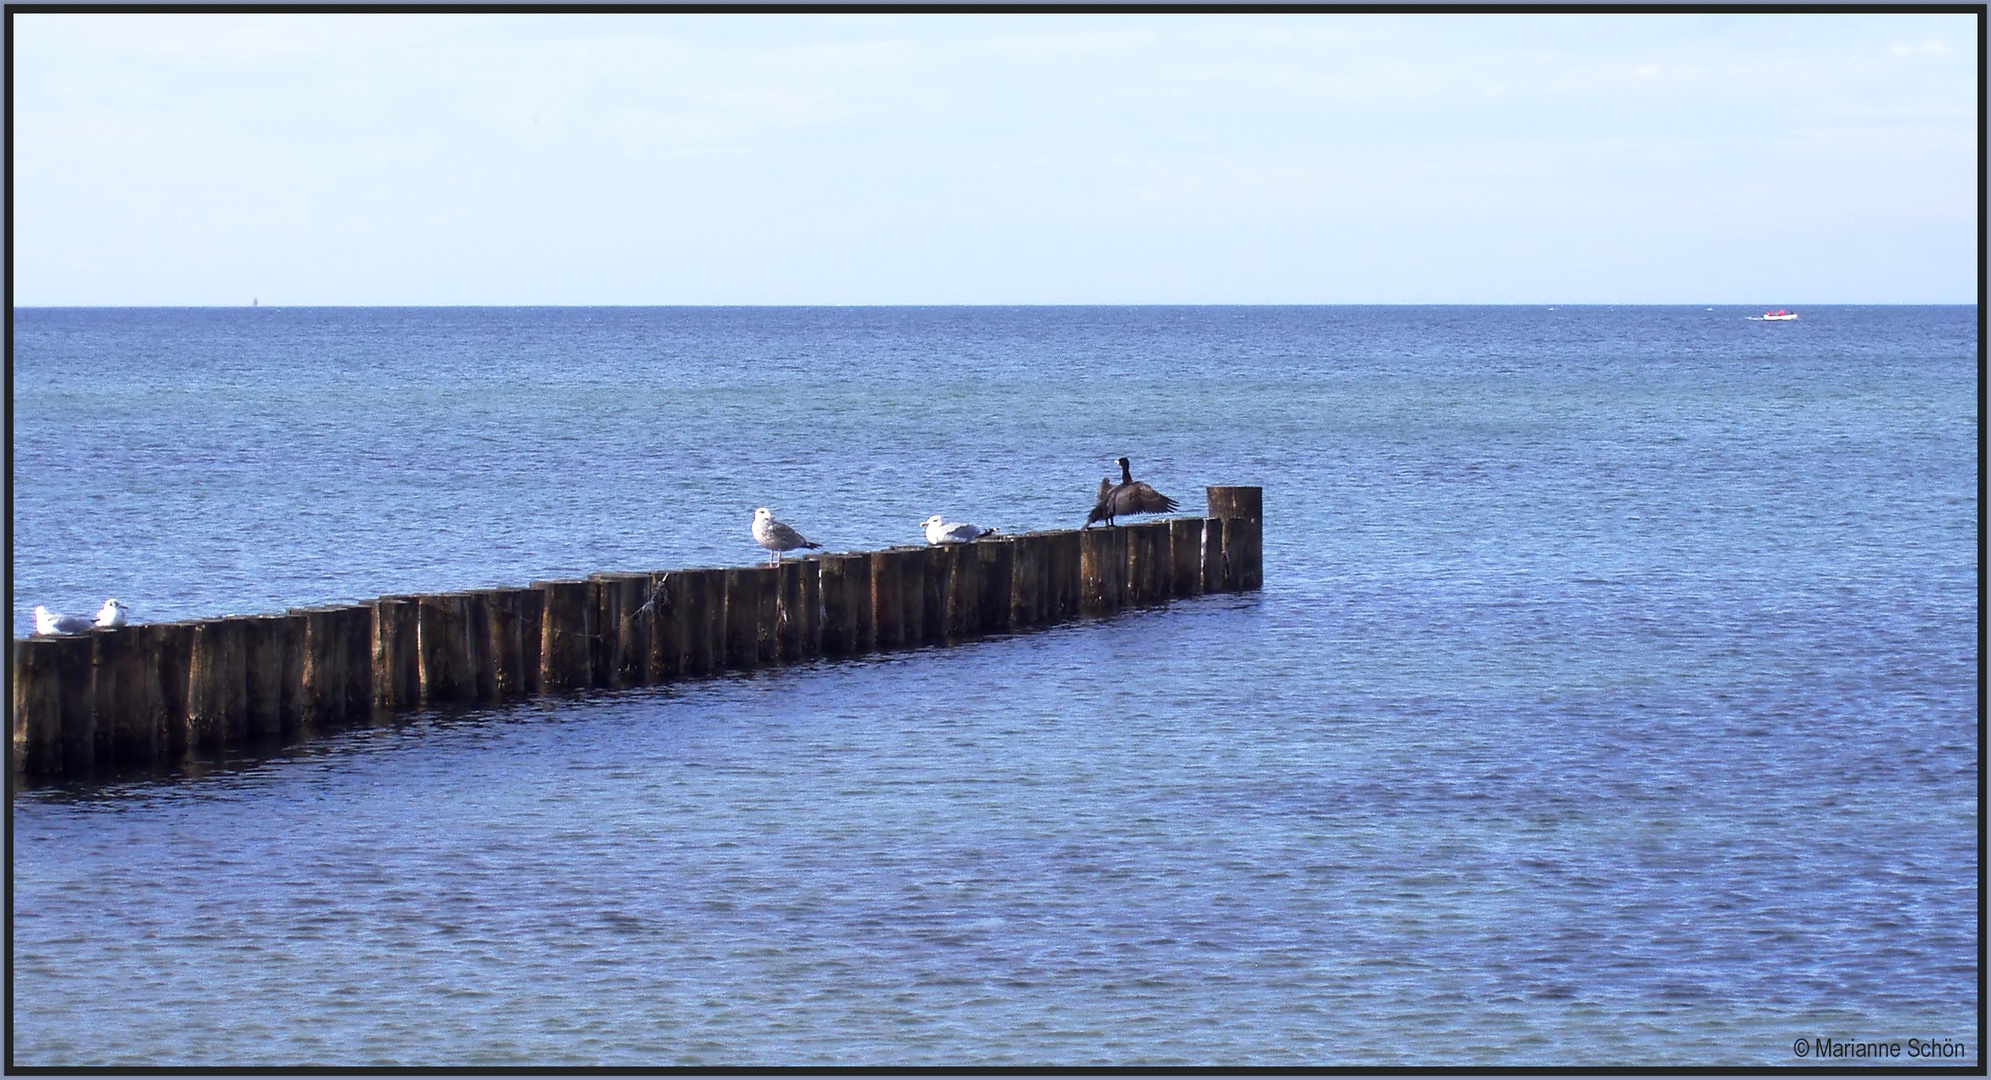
1752, 308, 1798, 321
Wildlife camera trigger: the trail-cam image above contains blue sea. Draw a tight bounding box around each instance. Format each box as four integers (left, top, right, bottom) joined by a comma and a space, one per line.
9, 306, 1978, 1067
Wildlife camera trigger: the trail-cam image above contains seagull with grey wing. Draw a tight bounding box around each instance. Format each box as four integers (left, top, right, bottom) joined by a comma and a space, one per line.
752, 507, 821, 564
34, 599, 129, 636
919, 515, 995, 545
1085, 456, 1179, 527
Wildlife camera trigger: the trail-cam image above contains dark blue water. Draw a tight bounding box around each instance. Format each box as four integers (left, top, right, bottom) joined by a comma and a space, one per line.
10, 307, 1978, 1066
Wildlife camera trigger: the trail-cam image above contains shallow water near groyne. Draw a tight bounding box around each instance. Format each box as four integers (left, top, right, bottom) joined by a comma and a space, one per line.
11, 306, 1978, 1066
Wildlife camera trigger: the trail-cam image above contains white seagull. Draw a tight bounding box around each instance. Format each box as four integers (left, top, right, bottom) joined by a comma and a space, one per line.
751, 507, 821, 564
33, 599, 130, 635
96, 599, 130, 627
920, 515, 995, 545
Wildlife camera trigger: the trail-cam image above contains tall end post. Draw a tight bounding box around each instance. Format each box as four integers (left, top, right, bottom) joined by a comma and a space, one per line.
1205, 486, 1263, 592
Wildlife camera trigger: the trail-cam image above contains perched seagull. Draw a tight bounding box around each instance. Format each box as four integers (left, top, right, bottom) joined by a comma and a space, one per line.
33, 606, 96, 636
96, 599, 130, 628
752, 507, 821, 564
920, 515, 995, 545
1086, 456, 1179, 527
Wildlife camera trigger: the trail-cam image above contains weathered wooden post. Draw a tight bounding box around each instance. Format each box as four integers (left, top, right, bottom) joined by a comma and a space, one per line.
1169, 518, 1205, 599
1206, 486, 1263, 591
592, 573, 652, 689
13, 639, 65, 774
156, 621, 195, 757
297, 607, 341, 730
870, 550, 906, 650
643, 573, 684, 683
276, 613, 307, 733
914, 546, 947, 643
242, 616, 287, 738
680, 569, 724, 676
1125, 521, 1169, 606
417, 593, 477, 704
723, 567, 767, 670
817, 554, 867, 657
186, 618, 249, 752
1046, 529, 1083, 621
1008, 533, 1049, 629
371, 597, 422, 711
757, 565, 781, 663
975, 538, 1013, 635
460, 591, 499, 704
1080, 527, 1129, 614
1202, 517, 1232, 593
775, 561, 805, 662
94, 625, 166, 764
482, 587, 540, 699
536, 580, 597, 692
796, 558, 822, 660
55, 633, 97, 768
941, 543, 980, 640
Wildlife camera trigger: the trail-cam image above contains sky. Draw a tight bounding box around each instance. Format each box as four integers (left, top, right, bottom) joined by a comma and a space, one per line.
10, 12, 1980, 305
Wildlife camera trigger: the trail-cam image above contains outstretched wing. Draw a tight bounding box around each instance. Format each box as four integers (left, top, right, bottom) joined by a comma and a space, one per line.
1115, 481, 1178, 516
1086, 477, 1118, 524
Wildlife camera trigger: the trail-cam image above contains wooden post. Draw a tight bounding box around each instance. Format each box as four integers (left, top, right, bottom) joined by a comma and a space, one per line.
722, 568, 759, 669
910, 547, 941, 643
818, 554, 867, 657
339, 605, 377, 723
371, 597, 422, 711
801, 556, 823, 658
1125, 522, 1169, 606
95, 626, 166, 764
643, 573, 685, 683
274, 613, 307, 734
461, 591, 499, 704
536, 580, 597, 692
13, 639, 65, 774
775, 560, 805, 662
757, 565, 781, 663
297, 607, 342, 729
870, 550, 906, 650
417, 594, 476, 704
941, 543, 979, 640
1008, 533, 1048, 629
1045, 529, 1083, 621
242, 616, 286, 737
53, 633, 96, 769
156, 622, 194, 758
1206, 486, 1263, 591
482, 588, 537, 700
592, 573, 652, 689
975, 538, 1013, 635
1169, 518, 1206, 598
1080, 527, 1129, 614
679, 569, 725, 676
783, 558, 821, 661
1202, 517, 1230, 593
186, 618, 248, 752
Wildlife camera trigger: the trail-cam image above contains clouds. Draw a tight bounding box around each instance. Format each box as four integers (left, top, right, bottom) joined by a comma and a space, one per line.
11, 12, 1978, 304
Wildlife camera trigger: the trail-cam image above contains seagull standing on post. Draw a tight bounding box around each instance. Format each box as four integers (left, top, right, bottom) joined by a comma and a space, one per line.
752, 507, 821, 564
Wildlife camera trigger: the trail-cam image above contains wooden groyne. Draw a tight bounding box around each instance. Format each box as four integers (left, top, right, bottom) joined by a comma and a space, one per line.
11, 487, 1262, 777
